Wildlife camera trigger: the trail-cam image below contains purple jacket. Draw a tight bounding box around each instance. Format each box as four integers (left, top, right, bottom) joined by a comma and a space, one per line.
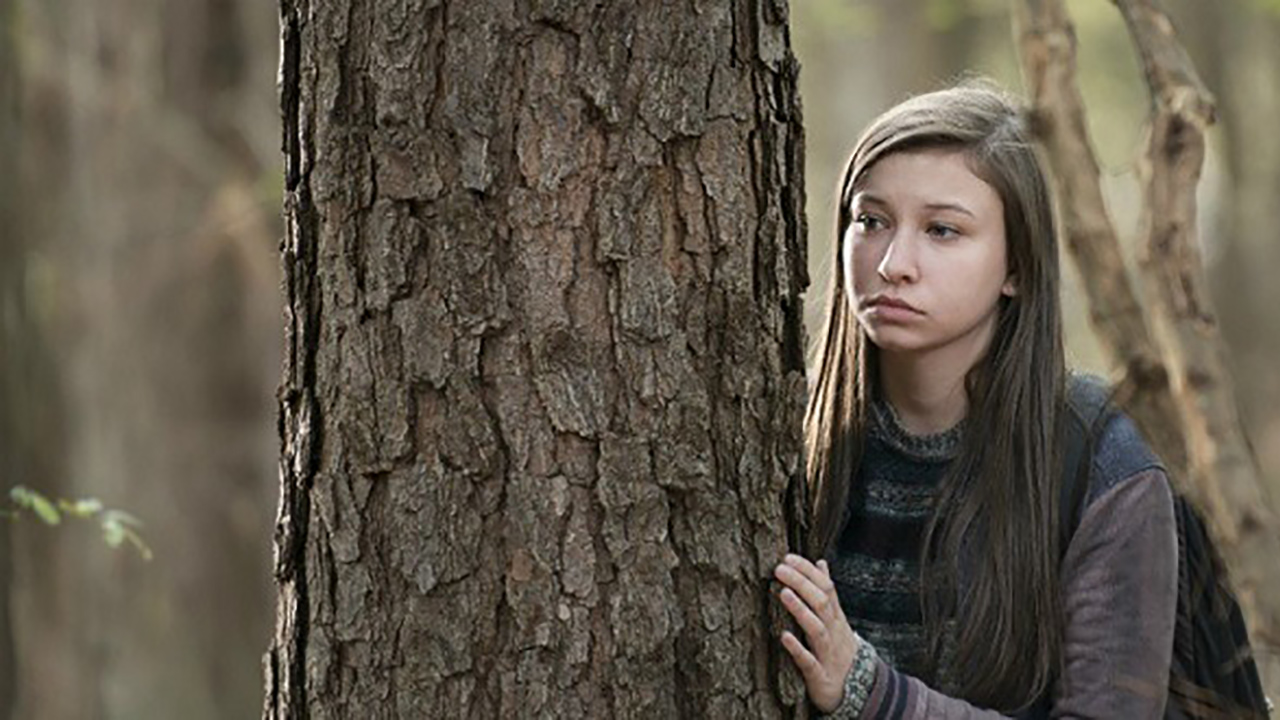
840, 411, 1177, 719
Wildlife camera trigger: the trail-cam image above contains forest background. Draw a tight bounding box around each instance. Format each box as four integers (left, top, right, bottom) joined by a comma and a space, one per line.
2, 0, 1279, 717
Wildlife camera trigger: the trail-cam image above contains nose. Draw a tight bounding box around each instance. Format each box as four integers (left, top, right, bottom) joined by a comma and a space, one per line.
877, 230, 918, 284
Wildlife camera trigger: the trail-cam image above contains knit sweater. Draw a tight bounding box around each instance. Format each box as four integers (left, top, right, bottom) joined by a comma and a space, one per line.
825, 401, 1177, 719
829, 400, 960, 689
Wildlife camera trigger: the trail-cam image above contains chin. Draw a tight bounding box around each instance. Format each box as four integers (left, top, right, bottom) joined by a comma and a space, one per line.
864, 332, 927, 355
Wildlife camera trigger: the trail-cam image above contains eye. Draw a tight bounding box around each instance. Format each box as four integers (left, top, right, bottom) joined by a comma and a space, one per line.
926, 223, 960, 240
854, 212, 887, 233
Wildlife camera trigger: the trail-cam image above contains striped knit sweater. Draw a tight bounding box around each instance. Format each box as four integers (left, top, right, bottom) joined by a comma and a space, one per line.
828, 399, 960, 690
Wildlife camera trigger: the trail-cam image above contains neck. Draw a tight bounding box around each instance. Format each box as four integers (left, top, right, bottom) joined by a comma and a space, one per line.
878, 351, 974, 436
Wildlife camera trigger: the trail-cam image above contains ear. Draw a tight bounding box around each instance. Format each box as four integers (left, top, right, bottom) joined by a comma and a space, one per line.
1001, 275, 1017, 297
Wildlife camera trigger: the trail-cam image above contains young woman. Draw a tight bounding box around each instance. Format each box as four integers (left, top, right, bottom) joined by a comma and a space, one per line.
775, 84, 1177, 718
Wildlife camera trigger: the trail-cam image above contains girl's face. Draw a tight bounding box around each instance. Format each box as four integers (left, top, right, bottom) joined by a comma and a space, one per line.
843, 148, 1016, 367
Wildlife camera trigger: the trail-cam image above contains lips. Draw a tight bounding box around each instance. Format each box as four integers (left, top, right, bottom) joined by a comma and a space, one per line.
862, 295, 924, 315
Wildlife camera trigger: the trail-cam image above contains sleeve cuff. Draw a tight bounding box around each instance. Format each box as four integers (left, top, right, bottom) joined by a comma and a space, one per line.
823, 635, 879, 719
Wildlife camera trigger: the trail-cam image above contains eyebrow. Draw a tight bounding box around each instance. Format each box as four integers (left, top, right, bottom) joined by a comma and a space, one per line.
856, 193, 977, 219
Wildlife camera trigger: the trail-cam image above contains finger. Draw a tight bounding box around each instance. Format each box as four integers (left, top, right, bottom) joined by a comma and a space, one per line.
775, 561, 836, 619
779, 587, 830, 646
786, 554, 838, 595
781, 630, 822, 677
783, 555, 845, 621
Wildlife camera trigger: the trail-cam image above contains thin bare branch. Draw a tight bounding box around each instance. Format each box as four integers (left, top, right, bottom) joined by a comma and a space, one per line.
1013, 0, 1188, 478
1115, 0, 1280, 651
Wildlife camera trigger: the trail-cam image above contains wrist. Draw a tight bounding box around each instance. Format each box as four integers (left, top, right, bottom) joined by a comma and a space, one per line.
823, 635, 878, 719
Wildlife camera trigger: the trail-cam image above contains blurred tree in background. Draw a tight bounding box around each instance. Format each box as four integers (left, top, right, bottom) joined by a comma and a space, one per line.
3, 0, 281, 716
1173, 0, 1280, 482
1, 0, 23, 713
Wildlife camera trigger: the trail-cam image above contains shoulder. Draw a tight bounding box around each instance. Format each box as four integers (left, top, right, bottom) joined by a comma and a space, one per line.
1065, 373, 1166, 510
1085, 411, 1164, 508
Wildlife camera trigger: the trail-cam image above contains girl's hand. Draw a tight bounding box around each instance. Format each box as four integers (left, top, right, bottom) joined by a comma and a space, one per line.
774, 554, 860, 713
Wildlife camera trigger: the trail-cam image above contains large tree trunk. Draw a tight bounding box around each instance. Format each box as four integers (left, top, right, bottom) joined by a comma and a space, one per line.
264, 1, 809, 717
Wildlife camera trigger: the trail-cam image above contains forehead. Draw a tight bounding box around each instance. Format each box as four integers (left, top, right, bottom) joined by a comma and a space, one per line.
853, 149, 1001, 213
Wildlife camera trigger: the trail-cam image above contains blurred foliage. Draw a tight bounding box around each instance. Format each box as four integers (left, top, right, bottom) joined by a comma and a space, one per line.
256, 165, 286, 215
926, 0, 965, 31
793, 0, 878, 38
796, 0, 1015, 36
1063, 0, 1147, 172
8, 486, 153, 561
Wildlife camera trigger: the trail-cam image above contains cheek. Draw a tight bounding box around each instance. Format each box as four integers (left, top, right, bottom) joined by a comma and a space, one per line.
936, 253, 1008, 312
984, 248, 1012, 295
843, 238, 877, 293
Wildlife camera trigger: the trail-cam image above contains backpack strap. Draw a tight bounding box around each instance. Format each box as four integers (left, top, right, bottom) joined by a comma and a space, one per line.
1059, 373, 1116, 556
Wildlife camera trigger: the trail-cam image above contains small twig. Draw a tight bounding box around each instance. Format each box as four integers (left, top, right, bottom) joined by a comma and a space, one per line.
8, 486, 153, 561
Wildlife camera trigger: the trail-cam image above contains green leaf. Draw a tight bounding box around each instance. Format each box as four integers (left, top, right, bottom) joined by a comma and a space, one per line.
60, 498, 104, 518
10, 486, 33, 507
10, 487, 58, 524
98, 517, 153, 561
102, 518, 125, 548
100, 509, 142, 527
10, 486, 62, 525
30, 495, 60, 525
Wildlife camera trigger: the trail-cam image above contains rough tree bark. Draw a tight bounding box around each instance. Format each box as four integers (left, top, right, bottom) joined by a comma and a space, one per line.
1016, 0, 1280, 683
264, 1, 810, 718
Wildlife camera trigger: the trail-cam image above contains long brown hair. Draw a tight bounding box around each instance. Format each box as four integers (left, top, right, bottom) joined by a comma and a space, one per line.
804, 83, 1065, 711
